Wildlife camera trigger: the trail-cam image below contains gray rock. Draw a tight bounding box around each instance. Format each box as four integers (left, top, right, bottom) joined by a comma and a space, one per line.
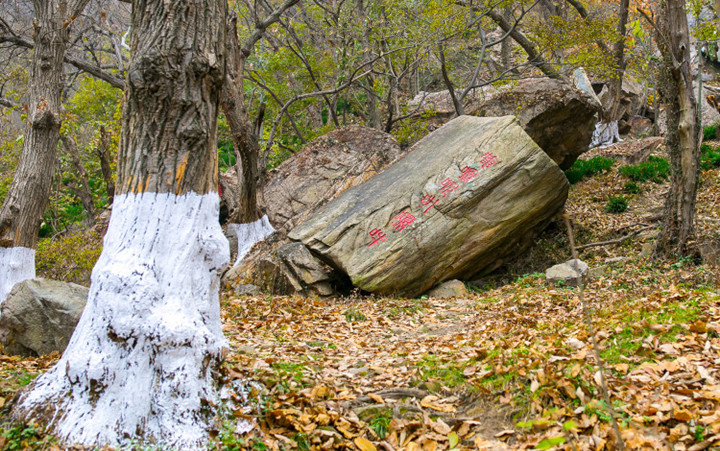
408, 78, 601, 169
290, 116, 569, 297
264, 125, 403, 231
235, 284, 262, 296
222, 234, 336, 297
426, 280, 468, 298
572, 67, 602, 107
641, 242, 654, 258
546, 259, 589, 287
0, 279, 88, 356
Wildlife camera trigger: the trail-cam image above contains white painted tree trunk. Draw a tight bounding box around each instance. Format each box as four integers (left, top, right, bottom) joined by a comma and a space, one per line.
229, 215, 275, 266
0, 247, 35, 302
590, 120, 621, 148
12, 192, 229, 449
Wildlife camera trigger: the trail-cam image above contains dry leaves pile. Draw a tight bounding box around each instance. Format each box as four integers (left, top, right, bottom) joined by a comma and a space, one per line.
216, 264, 719, 450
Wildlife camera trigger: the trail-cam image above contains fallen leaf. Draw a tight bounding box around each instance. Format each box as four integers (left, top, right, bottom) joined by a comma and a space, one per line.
354, 437, 377, 451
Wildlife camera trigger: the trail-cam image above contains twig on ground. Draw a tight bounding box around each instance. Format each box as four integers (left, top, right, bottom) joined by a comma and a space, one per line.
577, 225, 655, 250
564, 214, 626, 451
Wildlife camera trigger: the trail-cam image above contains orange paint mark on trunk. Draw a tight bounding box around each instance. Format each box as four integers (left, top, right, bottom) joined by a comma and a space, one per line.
175, 154, 189, 194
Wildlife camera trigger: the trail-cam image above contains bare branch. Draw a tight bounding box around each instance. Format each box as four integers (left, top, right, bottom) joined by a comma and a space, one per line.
485, 9, 560, 78
0, 34, 125, 89
0, 97, 16, 109
239, 0, 300, 58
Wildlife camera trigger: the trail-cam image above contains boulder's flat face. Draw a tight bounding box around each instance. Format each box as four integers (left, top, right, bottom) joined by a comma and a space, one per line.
289, 115, 569, 297
0, 278, 88, 356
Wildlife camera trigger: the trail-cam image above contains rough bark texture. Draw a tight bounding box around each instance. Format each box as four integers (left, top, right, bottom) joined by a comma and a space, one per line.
96, 126, 115, 204
0, 0, 90, 249
655, 0, 700, 257
117, 0, 225, 196
289, 116, 569, 297
62, 135, 96, 225
11, 1, 229, 448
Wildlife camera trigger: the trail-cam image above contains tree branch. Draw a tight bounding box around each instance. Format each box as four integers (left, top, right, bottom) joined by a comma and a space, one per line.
485, 9, 560, 78
0, 34, 125, 89
0, 97, 16, 109
240, 0, 300, 58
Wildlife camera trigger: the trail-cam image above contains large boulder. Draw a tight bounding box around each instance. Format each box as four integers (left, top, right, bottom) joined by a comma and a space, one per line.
222, 233, 337, 297
264, 125, 403, 230
471, 78, 601, 169
0, 278, 88, 356
289, 115, 569, 297
408, 79, 601, 169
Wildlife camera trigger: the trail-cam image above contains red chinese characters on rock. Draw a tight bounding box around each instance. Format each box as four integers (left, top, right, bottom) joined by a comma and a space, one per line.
365, 153, 499, 247
480, 152, 498, 169
458, 166, 479, 183
420, 194, 439, 214
367, 228, 387, 247
439, 178, 459, 197
392, 211, 416, 231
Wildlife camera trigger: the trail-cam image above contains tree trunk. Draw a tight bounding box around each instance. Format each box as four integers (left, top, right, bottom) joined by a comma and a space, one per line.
0, 0, 90, 301
61, 135, 96, 226
96, 125, 115, 204
11, 0, 230, 448
654, 0, 700, 257
356, 0, 382, 129
221, 17, 265, 225
220, 17, 274, 264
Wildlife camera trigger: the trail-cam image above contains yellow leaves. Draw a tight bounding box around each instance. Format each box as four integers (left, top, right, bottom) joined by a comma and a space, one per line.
368, 393, 385, 404
353, 436, 377, 451
420, 395, 456, 413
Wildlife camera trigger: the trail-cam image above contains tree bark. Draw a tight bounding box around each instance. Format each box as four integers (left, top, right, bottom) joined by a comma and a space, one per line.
355, 0, 382, 129
11, 0, 230, 448
61, 135, 96, 226
0, 0, 91, 301
486, 9, 560, 79
220, 16, 265, 224
96, 126, 115, 204
654, 0, 700, 257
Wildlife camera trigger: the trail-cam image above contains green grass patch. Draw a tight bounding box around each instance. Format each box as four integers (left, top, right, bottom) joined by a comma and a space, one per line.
343, 307, 367, 322
701, 143, 720, 170
564, 157, 615, 184
1, 423, 57, 450
619, 156, 670, 183
623, 181, 641, 194
605, 195, 629, 213
269, 362, 308, 393
599, 299, 702, 365
415, 355, 468, 388
703, 123, 718, 141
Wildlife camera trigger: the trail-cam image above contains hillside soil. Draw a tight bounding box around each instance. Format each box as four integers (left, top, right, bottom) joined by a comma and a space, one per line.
1, 140, 720, 450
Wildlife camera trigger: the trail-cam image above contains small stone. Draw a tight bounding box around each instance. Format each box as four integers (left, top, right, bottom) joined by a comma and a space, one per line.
235, 284, 262, 296
641, 242, 654, 258
546, 259, 589, 287
426, 280, 468, 298
565, 337, 586, 350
